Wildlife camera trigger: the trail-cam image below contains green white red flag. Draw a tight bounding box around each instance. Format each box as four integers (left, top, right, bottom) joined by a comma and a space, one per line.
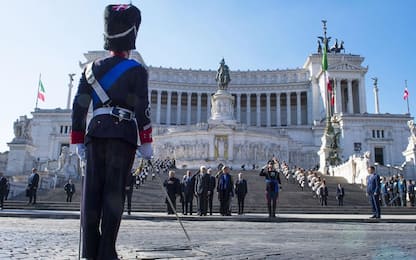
38, 79, 45, 101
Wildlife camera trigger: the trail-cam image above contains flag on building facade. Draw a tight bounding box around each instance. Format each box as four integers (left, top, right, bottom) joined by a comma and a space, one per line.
404, 87, 409, 100
322, 44, 328, 72
38, 79, 46, 101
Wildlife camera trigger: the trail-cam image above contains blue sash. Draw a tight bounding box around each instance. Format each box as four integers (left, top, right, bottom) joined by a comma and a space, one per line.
92, 59, 141, 105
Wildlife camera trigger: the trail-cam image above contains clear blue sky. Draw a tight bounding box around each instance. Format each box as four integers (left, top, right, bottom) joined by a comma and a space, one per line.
0, 0, 415, 152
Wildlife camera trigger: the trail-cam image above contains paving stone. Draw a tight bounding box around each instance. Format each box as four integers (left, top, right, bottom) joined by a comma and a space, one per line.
0, 217, 415, 259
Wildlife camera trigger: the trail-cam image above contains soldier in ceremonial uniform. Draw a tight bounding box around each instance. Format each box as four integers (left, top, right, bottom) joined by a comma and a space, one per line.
71, 4, 152, 259
260, 162, 281, 218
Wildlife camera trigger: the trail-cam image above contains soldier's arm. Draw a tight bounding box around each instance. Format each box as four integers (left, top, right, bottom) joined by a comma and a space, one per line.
71, 70, 92, 144
134, 66, 152, 144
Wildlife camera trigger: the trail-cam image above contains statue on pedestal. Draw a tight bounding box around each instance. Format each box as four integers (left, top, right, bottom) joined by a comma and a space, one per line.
215, 58, 231, 90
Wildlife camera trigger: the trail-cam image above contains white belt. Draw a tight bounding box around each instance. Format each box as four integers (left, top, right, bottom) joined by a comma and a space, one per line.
93, 106, 135, 121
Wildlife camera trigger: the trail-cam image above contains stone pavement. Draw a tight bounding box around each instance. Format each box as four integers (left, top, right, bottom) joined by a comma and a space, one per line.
0, 213, 416, 259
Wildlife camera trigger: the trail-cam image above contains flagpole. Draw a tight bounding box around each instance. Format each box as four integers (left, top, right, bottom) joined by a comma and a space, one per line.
406, 80, 410, 114
35, 73, 41, 110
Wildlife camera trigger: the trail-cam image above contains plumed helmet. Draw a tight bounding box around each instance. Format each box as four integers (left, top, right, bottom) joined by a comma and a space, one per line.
103, 4, 141, 51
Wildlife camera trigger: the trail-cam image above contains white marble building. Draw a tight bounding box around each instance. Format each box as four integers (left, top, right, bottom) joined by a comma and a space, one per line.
2, 48, 413, 176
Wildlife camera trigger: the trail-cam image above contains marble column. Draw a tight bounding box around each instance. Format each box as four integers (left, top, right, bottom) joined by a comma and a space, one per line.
246, 94, 251, 126
306, 90, 312, 125
236, 94, 241, 123
197, 93, 201, 123
334, 79, 341, 114
347, 79, 353, 113
266, 93, 271, 127
156, 90, 161, 124
176, 92, 182, 125
206, 93, 211, 119
256, 93, 261, 127
166, 91, 172, 125
186, 92, 192, 125
286, 92, 291, 126
296, 91, 301, 125
276, 93, 281, 126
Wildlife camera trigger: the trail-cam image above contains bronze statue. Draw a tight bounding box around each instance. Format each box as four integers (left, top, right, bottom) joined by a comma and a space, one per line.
215, 58, 231, 90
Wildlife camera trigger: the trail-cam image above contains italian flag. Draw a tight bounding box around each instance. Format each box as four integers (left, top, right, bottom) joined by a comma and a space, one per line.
38, 79, 45, 102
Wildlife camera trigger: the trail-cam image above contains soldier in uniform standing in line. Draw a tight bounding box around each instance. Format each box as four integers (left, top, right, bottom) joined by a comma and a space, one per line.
71, 4, 153, 259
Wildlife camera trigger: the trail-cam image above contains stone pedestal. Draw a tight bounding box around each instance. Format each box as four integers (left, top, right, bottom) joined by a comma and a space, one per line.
208, 89, 237, 127
6, 141, 36, 176
402, 136, 416, 180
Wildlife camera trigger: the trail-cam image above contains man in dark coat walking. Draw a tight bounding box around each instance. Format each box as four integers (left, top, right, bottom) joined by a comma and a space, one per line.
163, 171, 181, 214
27, 168, 40, 205
217, 165, 234, 216
235, 172, 248, 215
181, 170, 195, 215
367, 166, 381, 219
207, 168, 216, 215
64, 178, 76, 203
194, 166, 210, 216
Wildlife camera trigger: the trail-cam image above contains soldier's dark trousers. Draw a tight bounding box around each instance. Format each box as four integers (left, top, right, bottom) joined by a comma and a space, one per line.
82, 138, 135, 260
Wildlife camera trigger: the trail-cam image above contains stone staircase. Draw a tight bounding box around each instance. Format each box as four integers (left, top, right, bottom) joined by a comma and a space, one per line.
4, 169, 415, 215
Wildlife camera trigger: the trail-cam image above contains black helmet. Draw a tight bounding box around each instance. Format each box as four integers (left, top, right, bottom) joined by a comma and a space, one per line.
103, 4, 141, 51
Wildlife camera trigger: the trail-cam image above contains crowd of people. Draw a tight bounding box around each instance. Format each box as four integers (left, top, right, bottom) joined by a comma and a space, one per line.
380, 174, 415, 207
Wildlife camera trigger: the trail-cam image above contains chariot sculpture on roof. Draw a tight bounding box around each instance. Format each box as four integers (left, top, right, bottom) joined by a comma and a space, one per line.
317, 20, 345, 54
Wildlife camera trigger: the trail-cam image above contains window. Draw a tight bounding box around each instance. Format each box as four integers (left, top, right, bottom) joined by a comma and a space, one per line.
371, 129, 385, 139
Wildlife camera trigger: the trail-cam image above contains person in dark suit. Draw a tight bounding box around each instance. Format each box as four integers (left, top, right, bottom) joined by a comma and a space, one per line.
318, 180, 328, 206
235, 172, 248, 215
125, 170, 135, 215
367, 166, 381, 219
0, 172, 7, 209
194, 166, 210, 216
64, 178, 76, 203
70, 4, 153, 259
27, 168, 40, 205
181, 170, 195, 215
260, 163, 281, 218
163, 171, 181, 214
336, 183, 345, 206
217, 165, 234, 216
207, 168, 216, 215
